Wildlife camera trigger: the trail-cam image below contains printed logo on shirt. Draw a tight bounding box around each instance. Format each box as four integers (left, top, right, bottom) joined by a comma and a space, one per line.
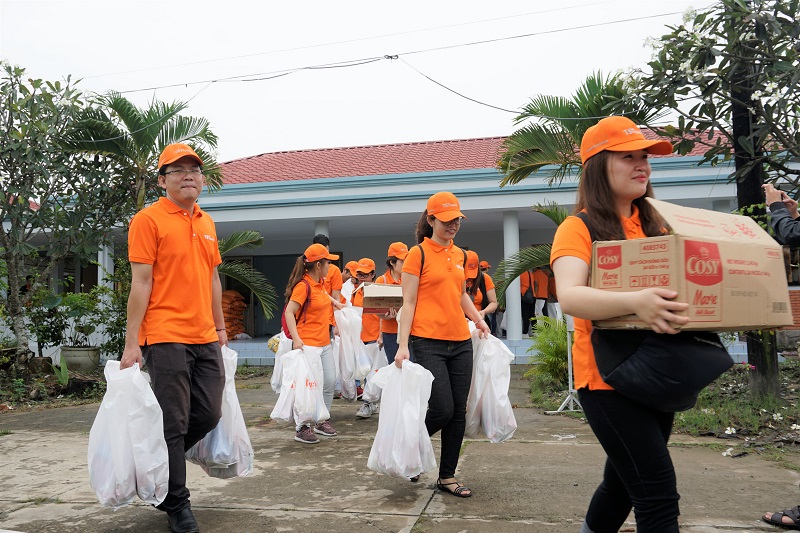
203, 234, 216, 242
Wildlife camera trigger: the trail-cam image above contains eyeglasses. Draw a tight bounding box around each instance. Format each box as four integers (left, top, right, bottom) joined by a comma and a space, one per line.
164, 168, 202, 177
356, 272, 373, 278
441, 217, 462, 227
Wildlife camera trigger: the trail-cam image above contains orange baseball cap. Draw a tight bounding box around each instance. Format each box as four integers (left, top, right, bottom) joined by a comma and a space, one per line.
345, 260, 358, 275
465, 250, 479, 279
387, 242, 409, 260
580, 116, 673, 164
427, 191, 466, 222
356, 258, 376, 273
158, 143, 203, 170
304, 243, 339, 263
480, 260, 491, 269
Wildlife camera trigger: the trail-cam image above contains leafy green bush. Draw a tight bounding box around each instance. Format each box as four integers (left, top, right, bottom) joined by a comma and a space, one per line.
525, 315, 568, 387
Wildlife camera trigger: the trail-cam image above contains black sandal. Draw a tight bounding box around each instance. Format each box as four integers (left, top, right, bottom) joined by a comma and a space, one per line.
409, 475, 420, 482
763, 506, 800, 530
436, 478, 472, 498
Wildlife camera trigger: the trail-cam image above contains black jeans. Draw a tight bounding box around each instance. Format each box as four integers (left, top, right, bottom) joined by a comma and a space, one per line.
144, 342, 224, 515
521, 300, 535, 334
382, 333, 399, 364
409, 335, 473, 479
578, 388, 680, 533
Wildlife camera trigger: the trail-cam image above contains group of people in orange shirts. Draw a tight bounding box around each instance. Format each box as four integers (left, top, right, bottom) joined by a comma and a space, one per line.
282, 191, 491, 497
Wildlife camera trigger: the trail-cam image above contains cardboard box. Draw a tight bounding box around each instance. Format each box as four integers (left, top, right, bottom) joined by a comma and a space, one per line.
361, 283, 403, 314
591, 198, 792, 331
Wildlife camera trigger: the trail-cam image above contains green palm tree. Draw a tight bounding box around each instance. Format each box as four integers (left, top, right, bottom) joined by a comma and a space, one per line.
63, 91, 221, 210
497, 71, 666, 187
494, 72, 668, 303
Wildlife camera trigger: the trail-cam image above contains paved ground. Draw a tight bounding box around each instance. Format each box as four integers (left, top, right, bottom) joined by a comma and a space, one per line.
0, 367, 798, 533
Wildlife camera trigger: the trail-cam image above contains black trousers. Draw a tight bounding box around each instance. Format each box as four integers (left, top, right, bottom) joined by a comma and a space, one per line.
578, 388, 680, 533
521, 300, 535, 334
144, 342, 224, 515
409, 336, 473, 479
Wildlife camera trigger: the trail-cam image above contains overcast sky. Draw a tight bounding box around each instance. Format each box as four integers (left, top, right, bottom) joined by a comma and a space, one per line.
1, 0, 700, 162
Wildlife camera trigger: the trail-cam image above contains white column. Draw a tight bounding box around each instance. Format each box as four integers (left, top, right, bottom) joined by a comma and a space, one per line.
97, 243, 115, 289
314, 220, 329, 238
503, 210, 522, 340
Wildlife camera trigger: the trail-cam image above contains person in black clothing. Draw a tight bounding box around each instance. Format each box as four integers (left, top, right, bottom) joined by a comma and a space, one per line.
764, 183, 800, 245
762, 182, 800, 528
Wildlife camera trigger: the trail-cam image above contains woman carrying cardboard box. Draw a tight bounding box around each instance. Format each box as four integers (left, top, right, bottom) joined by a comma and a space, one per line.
551, 116, 687, 532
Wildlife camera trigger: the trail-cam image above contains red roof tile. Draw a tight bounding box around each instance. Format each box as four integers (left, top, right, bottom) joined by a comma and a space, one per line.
220, 130, 728, 185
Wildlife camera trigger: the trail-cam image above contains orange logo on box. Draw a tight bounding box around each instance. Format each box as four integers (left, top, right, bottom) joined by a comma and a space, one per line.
684, 240, 722, 286
597, 245, 621, 270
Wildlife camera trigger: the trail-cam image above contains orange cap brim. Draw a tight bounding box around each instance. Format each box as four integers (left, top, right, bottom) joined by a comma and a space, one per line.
432, 210, 467, 222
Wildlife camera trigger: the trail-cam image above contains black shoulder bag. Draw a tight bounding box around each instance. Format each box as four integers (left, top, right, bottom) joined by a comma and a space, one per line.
575, 212, 733, 412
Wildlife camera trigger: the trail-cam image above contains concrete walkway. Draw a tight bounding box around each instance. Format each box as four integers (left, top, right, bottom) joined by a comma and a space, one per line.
0, 368, 796, 532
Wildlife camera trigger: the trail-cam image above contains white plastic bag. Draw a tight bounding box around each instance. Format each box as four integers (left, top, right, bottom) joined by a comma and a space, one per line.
186, 346, 254, 478
271, 332, 294, 393
465, 331, 517, 443
367, 361, 436, 478
354, 342, 373, 381
334, 307, 363, 400
361, 343, 387, 403
87, 361, 169, 509
293, 346, 330, 425
270, 349, 301, 422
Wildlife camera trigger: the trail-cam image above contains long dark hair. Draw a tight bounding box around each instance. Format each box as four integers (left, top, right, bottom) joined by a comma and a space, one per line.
574, 151, 665, 240
284, 256, 325, 301
415, 210, 433, 244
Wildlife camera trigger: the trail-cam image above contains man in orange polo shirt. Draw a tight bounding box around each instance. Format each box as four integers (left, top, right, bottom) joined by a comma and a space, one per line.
121, 143, 226, 533
532, 266, 550, 329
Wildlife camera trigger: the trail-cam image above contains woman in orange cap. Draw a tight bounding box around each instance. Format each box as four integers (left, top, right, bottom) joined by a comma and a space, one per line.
351, 258, 381, 419
396, 191, 490, 496
550, 116, 684, 532
284, 243, 345, 444
375, 242, 409, 364
465, 250, 497, 323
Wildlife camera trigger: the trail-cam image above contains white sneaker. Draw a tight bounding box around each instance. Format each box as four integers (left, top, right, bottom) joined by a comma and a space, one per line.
370, 402, 380, 415
356, 403, 372, 418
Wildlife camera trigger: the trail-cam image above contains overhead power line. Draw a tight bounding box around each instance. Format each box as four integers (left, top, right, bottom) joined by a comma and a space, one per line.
117, 10, 684, 95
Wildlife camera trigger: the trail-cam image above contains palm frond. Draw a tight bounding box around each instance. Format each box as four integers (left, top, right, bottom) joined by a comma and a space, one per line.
493, 244, 553, 307
532, 202, 571, 226
497, 123, 581, 186
218, 260, 278, 320
219, 230, 264, 255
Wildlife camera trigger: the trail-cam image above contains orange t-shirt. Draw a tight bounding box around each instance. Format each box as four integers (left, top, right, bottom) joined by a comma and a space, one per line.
519, 271, 534, 295
128, 197, 222, 345
550, 206, 647, 391
468, 273, 495, 310
402, 238, 469, 341
289, 273, 332, 347
323, 264, 343, 326
352, 287, 380, 342
533, 270, 549, 299
376, 270, 401, 334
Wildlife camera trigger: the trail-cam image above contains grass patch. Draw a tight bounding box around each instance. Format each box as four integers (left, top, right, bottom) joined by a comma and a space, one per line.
0, 430, 11, 436
528, 359, 800, 441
